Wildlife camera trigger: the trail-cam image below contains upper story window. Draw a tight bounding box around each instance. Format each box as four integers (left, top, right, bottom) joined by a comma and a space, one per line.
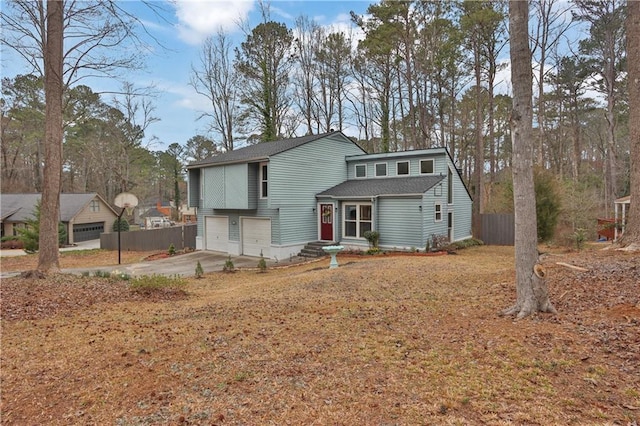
260, 162, 268, 198
355, 164, 366, 178
90, 200, 100, 212
435, 203, 442, 222
396, 161, 409, 176
420, 159, 434, 174
375, 163, 387, 177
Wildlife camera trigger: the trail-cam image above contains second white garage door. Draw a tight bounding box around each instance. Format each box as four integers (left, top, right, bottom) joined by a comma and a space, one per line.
242, 218, 271, 258
205, 216, 228, 252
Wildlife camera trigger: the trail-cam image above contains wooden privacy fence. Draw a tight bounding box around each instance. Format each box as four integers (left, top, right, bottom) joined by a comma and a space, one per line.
479, 214, 514, 245
100, 224, 197, 251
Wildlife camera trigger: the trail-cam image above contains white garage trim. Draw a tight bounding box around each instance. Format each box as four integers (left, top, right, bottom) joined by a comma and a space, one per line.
241, 217, 271, 258
205, 216, 229, 252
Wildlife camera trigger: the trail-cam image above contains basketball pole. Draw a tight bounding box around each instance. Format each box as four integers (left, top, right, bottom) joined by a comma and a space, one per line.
117, 206, 125, 265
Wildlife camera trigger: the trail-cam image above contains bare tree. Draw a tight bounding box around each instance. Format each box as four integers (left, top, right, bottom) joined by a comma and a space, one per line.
1, 1, 164, 274
190, 31, 240, 151
315, 30, 352, 133
621, 0, 639, 249
36, 0, 64, 274
235, 16, 294, 142
573, 0, 627, 216
503, 0, 555, 319
531, 0, 572, 167
292, 15, 320, 135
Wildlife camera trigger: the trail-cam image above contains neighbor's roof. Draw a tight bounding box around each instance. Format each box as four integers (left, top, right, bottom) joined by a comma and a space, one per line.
0, 193, 112, 223
317, 175, 446, 198
141, 207, 167, 218
188, 131, 357, 168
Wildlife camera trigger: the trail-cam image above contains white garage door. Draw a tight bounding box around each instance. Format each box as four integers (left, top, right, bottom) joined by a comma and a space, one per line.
242, 218, 271, 258
205, 216, 228, 252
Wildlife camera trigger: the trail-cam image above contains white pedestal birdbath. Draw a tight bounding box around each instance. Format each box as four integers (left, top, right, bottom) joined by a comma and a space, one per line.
322, 245, 344, 269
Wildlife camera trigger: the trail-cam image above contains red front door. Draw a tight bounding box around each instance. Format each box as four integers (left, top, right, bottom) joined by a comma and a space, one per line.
320, 204, 334, 241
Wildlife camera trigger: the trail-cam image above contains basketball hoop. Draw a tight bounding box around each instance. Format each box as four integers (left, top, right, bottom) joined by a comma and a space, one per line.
114, 192, 139, 211
114, 192, 139, 265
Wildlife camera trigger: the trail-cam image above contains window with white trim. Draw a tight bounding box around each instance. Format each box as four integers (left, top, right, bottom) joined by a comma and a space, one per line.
343, 203, 372, 238
420, 159, 434, 174
434, 203, 442, 222
396, 161, 409, 175
355, 164, 366, 178
260, 162, 268, 198
375, 163, 387, 177
90, 200, 100, 212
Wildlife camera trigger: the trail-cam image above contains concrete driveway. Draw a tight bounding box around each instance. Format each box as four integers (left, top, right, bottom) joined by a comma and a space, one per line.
1, 238, 317, 278
65, 251, 311, 278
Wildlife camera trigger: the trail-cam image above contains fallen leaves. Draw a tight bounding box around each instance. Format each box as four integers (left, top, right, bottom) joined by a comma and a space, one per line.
0, 246, 638, 425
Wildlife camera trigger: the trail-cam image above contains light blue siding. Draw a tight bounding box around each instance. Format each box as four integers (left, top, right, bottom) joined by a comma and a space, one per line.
346, 150, 445, 179
269, 134, 364, 244
443, 155, 472, 241
203, 167, 224, 208
223, 163, 249, 209
422, 193, 449, 244
377, 197, 423, 248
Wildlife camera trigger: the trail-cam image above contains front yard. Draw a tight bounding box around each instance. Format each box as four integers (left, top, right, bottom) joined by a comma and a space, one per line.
1, 246, 638, 424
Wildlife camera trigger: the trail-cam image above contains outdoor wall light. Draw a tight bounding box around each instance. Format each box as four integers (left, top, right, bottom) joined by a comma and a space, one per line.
312, 207, 316, 212
232, 221, 237, 225
419, 205, 423, 211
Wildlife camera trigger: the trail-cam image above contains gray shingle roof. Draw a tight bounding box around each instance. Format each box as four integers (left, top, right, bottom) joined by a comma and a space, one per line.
1, 193, 108, 223
317, 175, 446, 198
188, 131, 344, 167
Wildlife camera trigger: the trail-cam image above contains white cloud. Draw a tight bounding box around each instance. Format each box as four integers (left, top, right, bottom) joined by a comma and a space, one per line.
173, 0, 255, 45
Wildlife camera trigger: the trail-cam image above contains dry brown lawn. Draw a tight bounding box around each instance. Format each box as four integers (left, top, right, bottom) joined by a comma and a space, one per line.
1, 246, 638, 425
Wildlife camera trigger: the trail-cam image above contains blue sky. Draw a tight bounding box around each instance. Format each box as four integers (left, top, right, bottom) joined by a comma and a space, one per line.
2, 1, 370, 151
3, 1, 587, 152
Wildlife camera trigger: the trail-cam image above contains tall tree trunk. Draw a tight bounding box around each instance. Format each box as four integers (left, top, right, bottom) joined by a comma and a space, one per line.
472, 40, 484, 238
504, 0, 555, 319
622, 0, 640, 248
38, 0, 64, 274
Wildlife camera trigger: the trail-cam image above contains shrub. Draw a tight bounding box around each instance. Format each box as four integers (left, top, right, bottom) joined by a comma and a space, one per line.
195, 261, 204, 278
129, 274, 186, 293
168, 243, 176, 256
535, 170, 561, 242
447, 238, 484, 250
572, 228, 586, 251
223, 256, 235, 272
11, 201, 67, 253
430, 234, 449, 251
363, 230, 380, 248
112, 218, 130, 232
257, 253, 267, 273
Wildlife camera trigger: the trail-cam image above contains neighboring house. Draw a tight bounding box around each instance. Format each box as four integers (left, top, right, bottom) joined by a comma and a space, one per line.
180, 203, 197, 223
140, 206, 172, 228
0, 193, 118, 245
187, 131, 472, 259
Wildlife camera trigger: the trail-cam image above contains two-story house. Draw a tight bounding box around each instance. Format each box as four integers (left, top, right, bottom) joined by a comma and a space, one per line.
187, 131, 472, 259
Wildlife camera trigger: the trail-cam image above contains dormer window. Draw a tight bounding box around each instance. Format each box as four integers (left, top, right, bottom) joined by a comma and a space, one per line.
260, 162, 268, 198
375, 163, 387, 177
355, 164, 366, 178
